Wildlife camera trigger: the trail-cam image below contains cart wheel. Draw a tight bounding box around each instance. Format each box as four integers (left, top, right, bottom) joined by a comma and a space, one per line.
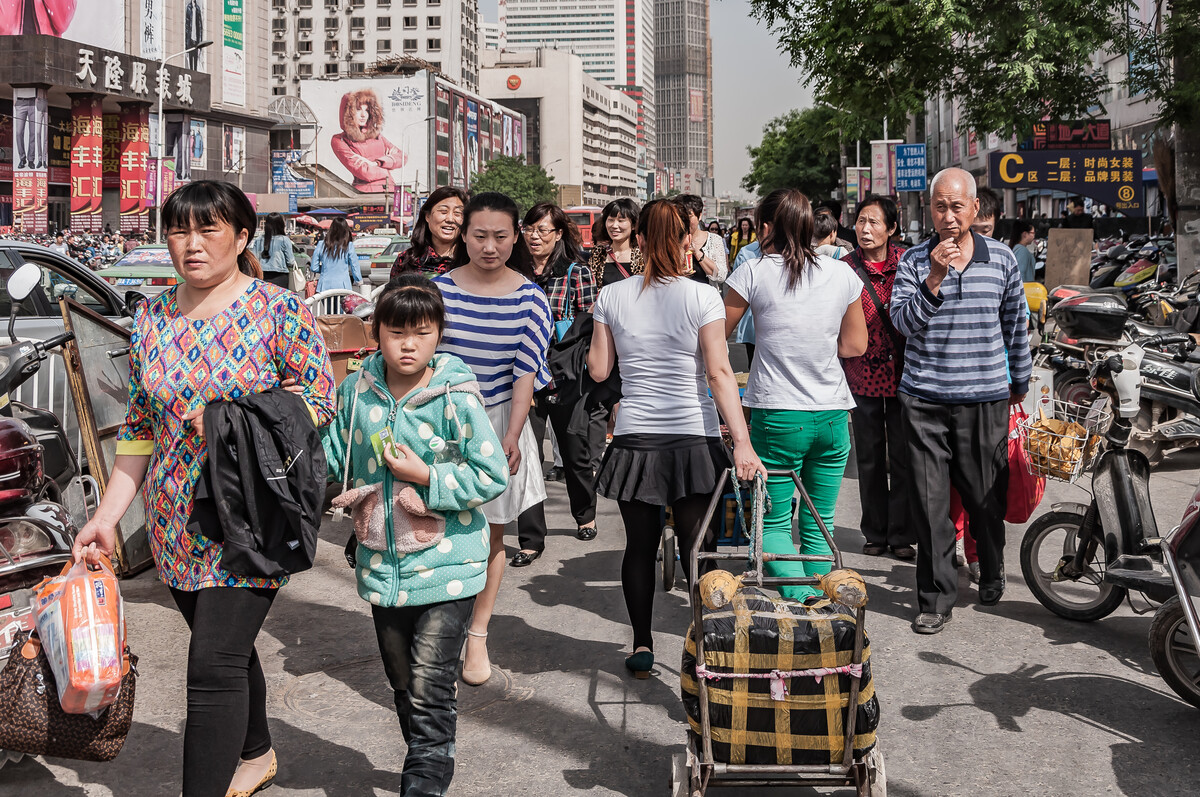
868, 747, 887, 797
669, 752, 688, 797
661, 527, 677, 591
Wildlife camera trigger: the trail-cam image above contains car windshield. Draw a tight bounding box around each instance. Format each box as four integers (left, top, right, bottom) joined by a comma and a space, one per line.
382, 241, 406, 256
113, 247, 173, 268
355, 236, 392, 250
567, 213, 592, 227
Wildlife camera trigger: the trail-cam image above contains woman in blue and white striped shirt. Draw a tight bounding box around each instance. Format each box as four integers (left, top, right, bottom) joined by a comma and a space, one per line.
432, 192, 553, 687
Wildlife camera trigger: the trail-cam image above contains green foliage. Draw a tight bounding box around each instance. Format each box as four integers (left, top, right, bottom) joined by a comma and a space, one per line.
749, 0, 1130, 138
741, 105, 896, 198
470, 157, 557, 215
1118, 0, 1200, 127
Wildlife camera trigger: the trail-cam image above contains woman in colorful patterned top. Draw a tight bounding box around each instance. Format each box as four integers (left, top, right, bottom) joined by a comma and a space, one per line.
391, 186, 467, 280
432, 192, 553, 688
72, 181, 336, 797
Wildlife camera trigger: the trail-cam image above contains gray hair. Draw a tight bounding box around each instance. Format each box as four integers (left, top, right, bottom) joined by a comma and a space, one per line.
929, 167, 977, 198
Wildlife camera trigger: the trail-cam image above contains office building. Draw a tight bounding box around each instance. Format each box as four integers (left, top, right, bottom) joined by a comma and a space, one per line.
654, 0, 713, 186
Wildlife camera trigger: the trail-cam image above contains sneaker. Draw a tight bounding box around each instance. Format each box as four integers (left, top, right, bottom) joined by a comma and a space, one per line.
955, 537, 966, 568
968, 562, 981, 584
912, 610, 952, 634
545, 466, 565, 482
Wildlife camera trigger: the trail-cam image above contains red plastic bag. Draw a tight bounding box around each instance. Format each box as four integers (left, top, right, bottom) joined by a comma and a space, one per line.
1006, 407, 1045, 523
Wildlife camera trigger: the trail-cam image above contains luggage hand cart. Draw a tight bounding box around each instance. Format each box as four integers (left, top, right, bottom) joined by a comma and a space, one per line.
671, 469, 885, 797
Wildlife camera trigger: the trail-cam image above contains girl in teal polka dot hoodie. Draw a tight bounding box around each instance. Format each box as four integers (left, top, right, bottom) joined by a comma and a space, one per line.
324, 347, 509, 609
321, 277, 510, 793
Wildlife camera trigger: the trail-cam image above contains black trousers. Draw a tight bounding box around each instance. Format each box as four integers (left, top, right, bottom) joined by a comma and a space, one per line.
900, 393, 1009, 614
617, 496, 717, 651
516, 396, 606, 550
169, 586, 278, 797
851, 394, 913, 548
262, 271, 291, 289
372, 596, 476, 797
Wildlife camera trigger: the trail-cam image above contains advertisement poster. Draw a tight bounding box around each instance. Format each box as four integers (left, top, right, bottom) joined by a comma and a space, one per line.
503, 115, 512, 157
491, 111, 502, 159
453, 95, 466, 187
46, 106, 72, 186
12, 87, 47, 233
988, 150, 1143, 215
103, 113, 120, 189
142, 0, 162, 59
223, 0, 245, 107
189, 119, 207, 170
70, 95, 103, 232
434, 83, 451, 187
466, 100, 479, 180
185, 0, 208, 72
512, 119, 523, 160
119, 104, 149, 233
688, 89, 704, 123
221, 124, 244, 173
271, 150, 315, 200
301, 75, 426, 194
0, 0, 124, 51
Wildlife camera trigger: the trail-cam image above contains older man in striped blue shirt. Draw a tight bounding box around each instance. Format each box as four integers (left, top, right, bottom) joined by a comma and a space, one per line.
891, 167, 1032, 634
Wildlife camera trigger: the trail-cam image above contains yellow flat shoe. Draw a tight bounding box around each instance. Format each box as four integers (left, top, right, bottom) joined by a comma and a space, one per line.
225, 750, 277, 797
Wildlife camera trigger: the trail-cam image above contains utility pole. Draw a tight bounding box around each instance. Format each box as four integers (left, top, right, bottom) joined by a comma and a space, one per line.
1178, 48, 1199, 278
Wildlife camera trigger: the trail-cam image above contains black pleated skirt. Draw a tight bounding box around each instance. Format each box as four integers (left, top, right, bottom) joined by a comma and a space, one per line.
596, 433, 731, 506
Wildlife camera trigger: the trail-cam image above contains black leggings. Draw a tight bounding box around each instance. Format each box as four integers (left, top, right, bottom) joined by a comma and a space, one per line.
618, 494, 717, 651
169, 586, 278, 797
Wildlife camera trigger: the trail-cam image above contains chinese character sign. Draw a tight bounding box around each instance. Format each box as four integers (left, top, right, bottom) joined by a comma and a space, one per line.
119, 104, 150, 233
1024, 120, 1112, 151
103, 113, 121, 189
223, 0, 245, 106
870, 140, 901, 196
12, 87, 48, 234
70, 95, 104, 232
989, 150, 1142, 215
894, 144, 927, 192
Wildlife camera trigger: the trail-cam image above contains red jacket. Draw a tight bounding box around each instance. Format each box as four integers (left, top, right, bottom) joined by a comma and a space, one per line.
330, 133, 405, 192
0, 0, 75, 36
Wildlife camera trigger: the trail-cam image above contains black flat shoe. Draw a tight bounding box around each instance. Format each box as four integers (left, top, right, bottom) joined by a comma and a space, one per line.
510, 550, 542, 567
891, 544, 916, 561
545, 466, 565, 482
576, 525, 597, 541
625, 650, 654, 679
862, 543, 888, 556
912, 610, 952, 634
979, 583, 1005, 606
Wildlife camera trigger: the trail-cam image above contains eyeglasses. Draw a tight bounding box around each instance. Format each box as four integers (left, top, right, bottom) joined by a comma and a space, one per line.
522, 225, 558, 239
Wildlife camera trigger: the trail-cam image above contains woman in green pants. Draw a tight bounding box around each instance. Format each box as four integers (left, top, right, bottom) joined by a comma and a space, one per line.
724, 188, 869, 600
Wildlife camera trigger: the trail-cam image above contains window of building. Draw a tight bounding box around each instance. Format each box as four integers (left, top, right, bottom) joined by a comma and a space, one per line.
350, 62, 366, 73
272, 0, 286, 9
271, 18, 287, 31
378, 0, 390, 6
325, 39, 339, 53
349, 39, 365, 52
427, 37, 441, 50
377, 16, 391, 29
350, 16, 366, 29
298, 17, 313, 30
298, 63, 313, 77
402, 0, 416, 6
271, 40, 287, 54
377, 39, 392, 52
403, 38, 417, 51
350, 0, 365, 6
325, 63, 339, 76
324, 0, 339, 8
427, 15, 441, 28
403, 16, 417, 28
427, 0, 440, 6
325, 17, 339, 28
297, 0, 312, 6
272, 64, 287, 77
298, 40, 313, 52
272, 86, 287, 96
428, 61, 441, 70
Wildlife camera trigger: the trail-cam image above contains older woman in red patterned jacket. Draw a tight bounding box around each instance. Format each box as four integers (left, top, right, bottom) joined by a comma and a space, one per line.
330, 88, 407, 192
841, 195, 914, 560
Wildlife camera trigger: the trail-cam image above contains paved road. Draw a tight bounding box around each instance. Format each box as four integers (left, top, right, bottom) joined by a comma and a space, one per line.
4, 436, 1200, 795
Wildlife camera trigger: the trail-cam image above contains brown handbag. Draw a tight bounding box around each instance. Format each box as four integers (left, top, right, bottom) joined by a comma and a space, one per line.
0, 633, 138, 762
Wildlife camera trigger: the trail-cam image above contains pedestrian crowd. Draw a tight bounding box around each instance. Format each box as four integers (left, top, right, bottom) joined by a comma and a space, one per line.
63, 167, 1032, 797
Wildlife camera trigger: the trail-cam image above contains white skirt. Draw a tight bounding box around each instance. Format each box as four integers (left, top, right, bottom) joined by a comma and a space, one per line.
482, 400, 547, 525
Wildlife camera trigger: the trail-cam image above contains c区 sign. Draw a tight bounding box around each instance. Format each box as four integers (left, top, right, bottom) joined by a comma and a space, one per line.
1019, 119, 1111, 151
989, 149, 1143, 215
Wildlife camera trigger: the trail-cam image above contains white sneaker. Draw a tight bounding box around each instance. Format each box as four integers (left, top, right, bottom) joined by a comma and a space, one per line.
955, 537, 966, 568
968, 562, 981, 584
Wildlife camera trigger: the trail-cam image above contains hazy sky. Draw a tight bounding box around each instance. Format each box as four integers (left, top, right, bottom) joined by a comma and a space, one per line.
480, 0, 812, 198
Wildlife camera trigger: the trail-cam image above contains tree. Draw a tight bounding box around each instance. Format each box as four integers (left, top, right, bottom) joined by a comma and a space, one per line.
748, 0, 1128, 139
470, 156, 557, 215
742, 105, 891, 198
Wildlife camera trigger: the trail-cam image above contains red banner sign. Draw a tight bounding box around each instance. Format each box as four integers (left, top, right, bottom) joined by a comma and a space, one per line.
70, 95, 104, 232
119, 104, 149, 233
103, 113, 121, 190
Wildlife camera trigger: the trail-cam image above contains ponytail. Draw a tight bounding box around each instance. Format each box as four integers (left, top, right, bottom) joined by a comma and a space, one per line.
756, 188, 816, 291
639, 200, 690, 286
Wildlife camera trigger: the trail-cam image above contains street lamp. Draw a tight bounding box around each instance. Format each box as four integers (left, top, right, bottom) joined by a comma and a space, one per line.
155, 39, 213, 243
396, 115, 433, 231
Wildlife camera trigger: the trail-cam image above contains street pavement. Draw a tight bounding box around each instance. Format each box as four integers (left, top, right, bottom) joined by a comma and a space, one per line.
4, 414, 1200, 795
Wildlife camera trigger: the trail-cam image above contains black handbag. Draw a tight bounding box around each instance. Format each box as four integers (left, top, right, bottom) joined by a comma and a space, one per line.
0, 632, 138, 762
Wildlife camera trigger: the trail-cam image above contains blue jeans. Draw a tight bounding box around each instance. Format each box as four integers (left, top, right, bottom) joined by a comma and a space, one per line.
372, 596, 476, 797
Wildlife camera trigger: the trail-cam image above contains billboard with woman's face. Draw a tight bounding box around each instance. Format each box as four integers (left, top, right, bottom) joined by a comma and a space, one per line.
0, 0, 124, 52
301, 76, 428, 194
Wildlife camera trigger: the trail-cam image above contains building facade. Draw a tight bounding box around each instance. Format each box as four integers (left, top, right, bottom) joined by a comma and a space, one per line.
269, 0, 480, 94
481, 48, 638, 206
498, 0, 655, 190
654, 0, 712, 186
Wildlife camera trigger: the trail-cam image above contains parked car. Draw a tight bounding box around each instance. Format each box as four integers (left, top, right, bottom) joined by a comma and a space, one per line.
368, 235, 410, 285
98, 244, 178, 297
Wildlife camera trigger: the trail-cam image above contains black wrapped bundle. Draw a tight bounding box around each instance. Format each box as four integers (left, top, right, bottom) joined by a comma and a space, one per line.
680, 585, 879, 765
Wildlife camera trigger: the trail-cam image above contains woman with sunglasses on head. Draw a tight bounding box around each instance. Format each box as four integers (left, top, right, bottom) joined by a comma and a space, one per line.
512, 202, 604, 563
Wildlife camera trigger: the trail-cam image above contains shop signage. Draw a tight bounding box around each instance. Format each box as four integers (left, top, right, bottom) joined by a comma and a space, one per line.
223, 0, 245, 107
894, 144, 927, 192
1020, 119, 1111, 151
118, 104, 150, 233
12, 87, 47, 233
988, 149, 1143, 214
70, 95, 104, 232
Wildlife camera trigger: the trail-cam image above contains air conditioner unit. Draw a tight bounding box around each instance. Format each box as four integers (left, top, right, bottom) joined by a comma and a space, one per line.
274, 31, 285, 38
354, 30, 365, 38
327, 29, 338, 37
300, 30, 311, 39
293, 53, 301, 60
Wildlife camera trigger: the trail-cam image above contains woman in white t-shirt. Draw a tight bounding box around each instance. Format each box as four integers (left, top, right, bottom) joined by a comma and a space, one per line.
588, 200, 765, 679
724, 189, 868, 602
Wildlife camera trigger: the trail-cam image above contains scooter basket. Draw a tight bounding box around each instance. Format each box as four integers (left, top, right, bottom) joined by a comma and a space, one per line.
1020, 398, 1110, 483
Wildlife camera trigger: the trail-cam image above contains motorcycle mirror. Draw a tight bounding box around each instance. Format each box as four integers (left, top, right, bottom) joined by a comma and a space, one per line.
123, 290, 148, 317
6, 263, 40, 344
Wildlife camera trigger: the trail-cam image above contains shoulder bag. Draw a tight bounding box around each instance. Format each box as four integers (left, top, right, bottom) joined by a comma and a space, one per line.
851, 256, 905, 373
554, 264, 577, 341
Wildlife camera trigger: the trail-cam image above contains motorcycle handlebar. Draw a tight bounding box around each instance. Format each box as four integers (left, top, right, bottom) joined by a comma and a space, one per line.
37, 331, 75, 353
1136, 333, 1193, 349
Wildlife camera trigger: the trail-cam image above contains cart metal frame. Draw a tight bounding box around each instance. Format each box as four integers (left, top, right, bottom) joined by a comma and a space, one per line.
673, 468, 882, 797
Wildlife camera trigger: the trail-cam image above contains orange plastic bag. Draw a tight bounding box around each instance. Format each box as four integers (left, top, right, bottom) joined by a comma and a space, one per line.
32, 557, 126, 715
